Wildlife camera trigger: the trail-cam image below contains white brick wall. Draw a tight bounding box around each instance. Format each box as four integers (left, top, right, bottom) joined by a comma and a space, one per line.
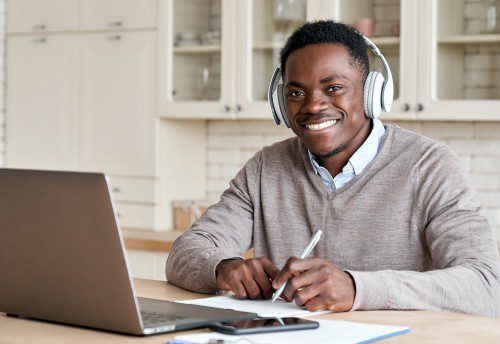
205, 120, 500, 242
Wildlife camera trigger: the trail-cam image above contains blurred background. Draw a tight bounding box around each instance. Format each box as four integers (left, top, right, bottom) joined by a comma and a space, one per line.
2, 0, 500, 279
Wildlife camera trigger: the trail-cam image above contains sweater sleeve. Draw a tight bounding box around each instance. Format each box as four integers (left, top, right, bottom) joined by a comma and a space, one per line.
347, 144, 500, 317
165, 151, 262, 294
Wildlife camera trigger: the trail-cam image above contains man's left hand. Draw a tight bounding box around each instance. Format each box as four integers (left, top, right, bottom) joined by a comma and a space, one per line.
272, 257, 356, 312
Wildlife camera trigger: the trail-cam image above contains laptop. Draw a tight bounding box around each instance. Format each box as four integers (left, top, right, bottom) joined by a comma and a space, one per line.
0, 169, 256, 335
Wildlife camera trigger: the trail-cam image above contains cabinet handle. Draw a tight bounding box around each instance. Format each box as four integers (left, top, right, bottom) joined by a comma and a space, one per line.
403, 103, 410, 112
235, 104, 242, 112
223, 105, 231, 112
107, 35, 122, 41
32, 37, 47, 43
112, 187, 122, 193
33, 24, 47, 31
416, 103, 424, 112
109, 21, 123, 28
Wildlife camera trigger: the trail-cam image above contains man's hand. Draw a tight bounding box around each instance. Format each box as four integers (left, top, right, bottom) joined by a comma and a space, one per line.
216, 258, 280, 300
272, 257, 355, 312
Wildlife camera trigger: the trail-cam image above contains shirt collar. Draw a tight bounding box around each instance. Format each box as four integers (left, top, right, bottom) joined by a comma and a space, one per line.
308, 118, 386, 176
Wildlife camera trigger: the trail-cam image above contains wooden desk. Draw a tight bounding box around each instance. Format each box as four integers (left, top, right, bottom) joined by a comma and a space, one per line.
1, 278, 499, 343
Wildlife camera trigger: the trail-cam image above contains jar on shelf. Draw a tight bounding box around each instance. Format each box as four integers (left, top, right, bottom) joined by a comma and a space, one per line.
481, 0, 500, 34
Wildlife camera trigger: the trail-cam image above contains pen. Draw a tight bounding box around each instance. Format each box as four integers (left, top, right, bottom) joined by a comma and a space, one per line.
272, 229, 323, 302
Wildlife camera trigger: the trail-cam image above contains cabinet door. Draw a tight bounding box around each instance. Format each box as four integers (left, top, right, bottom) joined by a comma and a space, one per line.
417, 0, 500, 120
5, 35, 78, 170
7, 0, 78, 33
159, 0, 234, 119
79, 31, 156, 176
79, 0, 157, 31
235, 0, 311, 119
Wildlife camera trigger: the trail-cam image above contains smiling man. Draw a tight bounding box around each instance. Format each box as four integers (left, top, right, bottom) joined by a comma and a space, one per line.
166, 21, 500, 316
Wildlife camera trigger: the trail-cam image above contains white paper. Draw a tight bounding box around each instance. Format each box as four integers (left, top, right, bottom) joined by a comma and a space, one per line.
173, 319, 410, 344
176, 295, 330, 318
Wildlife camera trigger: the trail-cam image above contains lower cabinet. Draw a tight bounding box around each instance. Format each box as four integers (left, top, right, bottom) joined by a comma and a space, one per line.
126, 249, 169, 281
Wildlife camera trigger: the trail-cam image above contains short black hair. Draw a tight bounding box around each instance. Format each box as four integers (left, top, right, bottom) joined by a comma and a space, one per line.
280, 20, 369, 79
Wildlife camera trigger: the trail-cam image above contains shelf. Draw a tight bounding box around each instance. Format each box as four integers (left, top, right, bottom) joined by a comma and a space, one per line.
173, 44, 221, 54
438, 34, 500, 45
252, 36, 400, 51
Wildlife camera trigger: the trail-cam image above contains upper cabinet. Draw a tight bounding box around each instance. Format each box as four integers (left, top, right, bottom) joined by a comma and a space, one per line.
159, 0, 500, 121
7, 0, 78, 33
79, 0, 157, 31
417, 0, 500, 120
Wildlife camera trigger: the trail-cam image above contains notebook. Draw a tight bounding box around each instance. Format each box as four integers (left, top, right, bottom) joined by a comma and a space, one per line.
177, 295, 330, 318
172, 319, 411, 344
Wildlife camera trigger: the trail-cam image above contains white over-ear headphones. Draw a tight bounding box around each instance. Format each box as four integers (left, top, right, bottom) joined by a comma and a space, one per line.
268, 36, 394, 127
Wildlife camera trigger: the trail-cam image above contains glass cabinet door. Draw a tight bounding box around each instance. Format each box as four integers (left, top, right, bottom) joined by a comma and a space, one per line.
161, 0, 232, 118
236, 0, 310, 118
417, 0, 500, 120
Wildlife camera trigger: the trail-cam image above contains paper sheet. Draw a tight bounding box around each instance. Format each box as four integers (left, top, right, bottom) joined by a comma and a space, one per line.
176, 295, 330, 317
173, 319, 410, 344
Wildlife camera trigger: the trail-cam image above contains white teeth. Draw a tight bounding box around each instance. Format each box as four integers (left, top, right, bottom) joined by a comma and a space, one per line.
305, 119, 337, 131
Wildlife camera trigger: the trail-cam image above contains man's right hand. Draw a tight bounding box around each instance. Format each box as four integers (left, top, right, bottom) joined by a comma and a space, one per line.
216, 258, 279, 300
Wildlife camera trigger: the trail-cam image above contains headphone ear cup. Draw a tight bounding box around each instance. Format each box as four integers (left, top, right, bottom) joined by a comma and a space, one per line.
277, 84, 291, 128
363, 71, 385, 119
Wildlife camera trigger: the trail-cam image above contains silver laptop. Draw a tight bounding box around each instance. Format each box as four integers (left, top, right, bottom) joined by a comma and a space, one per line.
0, 169, 255, 335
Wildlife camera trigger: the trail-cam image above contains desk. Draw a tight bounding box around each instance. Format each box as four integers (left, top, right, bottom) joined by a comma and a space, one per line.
1, 278, 499, 343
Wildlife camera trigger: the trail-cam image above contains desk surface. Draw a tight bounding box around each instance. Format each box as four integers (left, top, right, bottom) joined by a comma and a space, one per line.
1, 278, 499, 343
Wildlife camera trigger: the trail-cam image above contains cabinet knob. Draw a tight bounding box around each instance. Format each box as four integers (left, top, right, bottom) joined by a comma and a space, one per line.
107, 35, 122, 41
109, 21, 123, 27
223, 105, 231, 112
403, 103, 410, 112
235, 104, 242, 112
32, 37, 47, 44
417, 103, 424, 112
116, 212, 122, 218
33, 24, 47, 31
112, 187, 122, 193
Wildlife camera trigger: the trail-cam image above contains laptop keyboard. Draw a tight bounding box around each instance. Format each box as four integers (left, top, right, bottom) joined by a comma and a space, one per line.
140, 310, 187, 326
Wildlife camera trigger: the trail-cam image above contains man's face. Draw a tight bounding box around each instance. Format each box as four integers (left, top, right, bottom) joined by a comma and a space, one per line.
283, 43, 369, 158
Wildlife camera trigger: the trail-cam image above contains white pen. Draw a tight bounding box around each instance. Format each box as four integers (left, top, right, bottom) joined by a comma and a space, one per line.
272, 229, 323, 303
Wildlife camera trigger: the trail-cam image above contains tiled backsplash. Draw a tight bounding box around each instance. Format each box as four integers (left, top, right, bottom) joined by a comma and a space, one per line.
206, 120, 500, 242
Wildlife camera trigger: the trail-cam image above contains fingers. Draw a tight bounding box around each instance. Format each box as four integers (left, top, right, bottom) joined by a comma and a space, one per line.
216, 258, 280, 300
273, 257, 322, 289
282, 268, 324, 302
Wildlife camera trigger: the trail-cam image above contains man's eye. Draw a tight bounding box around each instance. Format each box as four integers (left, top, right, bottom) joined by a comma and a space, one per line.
327, 85, 342, 92
288, 90, 304, 97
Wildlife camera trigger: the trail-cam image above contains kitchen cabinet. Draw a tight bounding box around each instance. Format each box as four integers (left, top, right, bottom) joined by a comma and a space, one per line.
79, 31, 156, 176
7, 0, 78, 33
6, 35, 78, 170
5, 0, 207, 231
78, 0, 157, 31
160, 0, 500, 121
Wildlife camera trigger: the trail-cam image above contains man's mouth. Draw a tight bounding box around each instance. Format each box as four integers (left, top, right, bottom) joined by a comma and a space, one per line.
304, 119, 337, 131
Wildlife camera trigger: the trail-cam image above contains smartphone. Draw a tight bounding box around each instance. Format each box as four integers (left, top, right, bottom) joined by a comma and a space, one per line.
209, 317, 319, 335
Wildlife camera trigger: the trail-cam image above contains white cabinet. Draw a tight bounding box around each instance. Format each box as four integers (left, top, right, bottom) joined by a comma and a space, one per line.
79, 31, 156, 176
5, 0, 207, 231
6, 35, 78, 170
160, 0, 500, 121
417, 0, 500, 120
126, 249, 168, 281
7, 0, 78, 33
78, 0, 157, 31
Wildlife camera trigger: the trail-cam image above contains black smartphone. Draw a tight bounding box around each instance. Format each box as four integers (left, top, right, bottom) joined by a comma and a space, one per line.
209, 317, 319, 335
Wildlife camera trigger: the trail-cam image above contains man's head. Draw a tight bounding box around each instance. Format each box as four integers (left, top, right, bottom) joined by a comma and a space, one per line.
279, 20, 371, 160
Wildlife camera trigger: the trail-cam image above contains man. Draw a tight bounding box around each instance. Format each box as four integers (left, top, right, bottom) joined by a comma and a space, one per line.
166, 21, 500, 316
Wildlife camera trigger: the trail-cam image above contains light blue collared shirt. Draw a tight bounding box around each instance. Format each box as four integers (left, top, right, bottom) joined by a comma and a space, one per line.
308, 118, 386, 192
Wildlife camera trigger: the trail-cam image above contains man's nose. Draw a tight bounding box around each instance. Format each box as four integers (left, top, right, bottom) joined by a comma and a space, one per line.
301, 91, 329, 115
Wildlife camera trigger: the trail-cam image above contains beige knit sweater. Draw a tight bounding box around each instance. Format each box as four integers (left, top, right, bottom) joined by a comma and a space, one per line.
166, 125, 500, 317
